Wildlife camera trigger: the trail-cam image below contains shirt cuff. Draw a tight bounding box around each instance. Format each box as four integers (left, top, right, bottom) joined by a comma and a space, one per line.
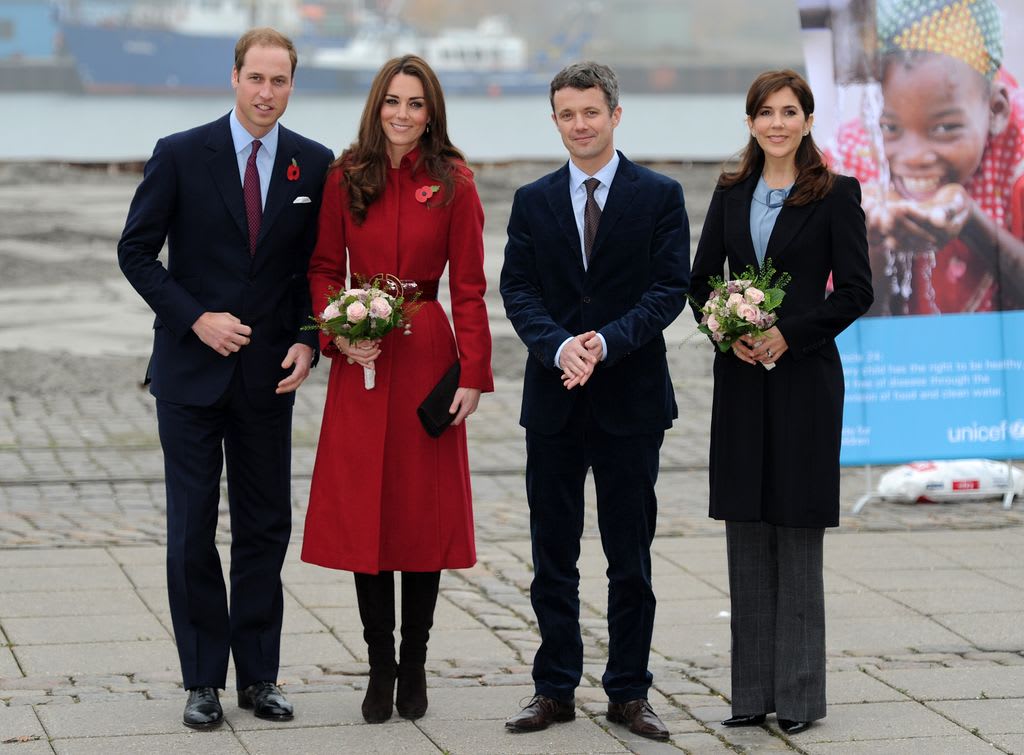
596, 333, 608, 361
554, 336, 574, 369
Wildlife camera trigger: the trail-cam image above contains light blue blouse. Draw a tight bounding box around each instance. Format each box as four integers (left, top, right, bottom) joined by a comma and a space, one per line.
750, 175, 792, 264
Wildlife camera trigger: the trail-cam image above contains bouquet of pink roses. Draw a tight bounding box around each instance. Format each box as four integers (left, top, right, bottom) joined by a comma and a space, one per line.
305, 275, 414, 389
694, 259, 791, 370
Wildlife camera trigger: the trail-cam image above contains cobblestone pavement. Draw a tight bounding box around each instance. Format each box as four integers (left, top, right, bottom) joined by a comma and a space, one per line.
2, 164, 1023, 754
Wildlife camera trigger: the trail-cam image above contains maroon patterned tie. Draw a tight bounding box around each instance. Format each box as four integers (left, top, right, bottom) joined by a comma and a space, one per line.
583, 177, 601, 265
244, 139, 262, 256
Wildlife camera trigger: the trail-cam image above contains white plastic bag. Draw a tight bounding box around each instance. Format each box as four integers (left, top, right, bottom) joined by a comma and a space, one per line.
877, 459, 1024, 503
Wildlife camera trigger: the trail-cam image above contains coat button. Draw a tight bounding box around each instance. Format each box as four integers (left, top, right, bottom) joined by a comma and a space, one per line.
582, 296, 591, 304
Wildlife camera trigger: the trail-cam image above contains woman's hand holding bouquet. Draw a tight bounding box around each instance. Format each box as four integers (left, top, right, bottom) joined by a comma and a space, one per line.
693, 259, 791, 370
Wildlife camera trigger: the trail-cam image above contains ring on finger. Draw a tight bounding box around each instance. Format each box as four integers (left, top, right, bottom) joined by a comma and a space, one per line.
766, 349, 773, 358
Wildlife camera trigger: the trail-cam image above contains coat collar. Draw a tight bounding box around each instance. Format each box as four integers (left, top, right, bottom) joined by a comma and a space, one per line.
724, 171, 816, 269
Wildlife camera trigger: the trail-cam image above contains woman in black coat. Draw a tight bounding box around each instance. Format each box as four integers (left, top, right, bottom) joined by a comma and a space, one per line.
690, 70, 873, 735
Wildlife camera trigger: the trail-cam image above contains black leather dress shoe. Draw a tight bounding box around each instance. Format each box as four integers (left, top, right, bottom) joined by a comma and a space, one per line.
183, 687, 223, 730
721, 713, 766, 727
505, 695, 575, 732
238, 681, 294, 721
607, 699, 670, 741
778, 718, 812, 734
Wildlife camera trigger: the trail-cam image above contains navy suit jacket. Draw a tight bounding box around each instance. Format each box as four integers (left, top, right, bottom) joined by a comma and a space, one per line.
118, 114, 333, 407
500, 152, 690, 436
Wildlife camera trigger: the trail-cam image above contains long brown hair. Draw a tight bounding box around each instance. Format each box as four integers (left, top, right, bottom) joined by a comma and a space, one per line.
718, 69, 834, 206
335, 55, 466, 225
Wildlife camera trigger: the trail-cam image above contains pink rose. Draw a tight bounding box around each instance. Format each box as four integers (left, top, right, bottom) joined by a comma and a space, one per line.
727, 292, 745, 309
346, 301, 368, 322
707, 314, 720, 332
744, 287, 765, 305
345, 287, 368, 301
726, 280, 743, 294
369, 296, 393, 319
736, 302, 759, 323
322, 302, 342, 321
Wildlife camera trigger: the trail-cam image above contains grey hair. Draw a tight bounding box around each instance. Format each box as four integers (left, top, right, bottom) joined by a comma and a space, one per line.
549, 61, 620, 113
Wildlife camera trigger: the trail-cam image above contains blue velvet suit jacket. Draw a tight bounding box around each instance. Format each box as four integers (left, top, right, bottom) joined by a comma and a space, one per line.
118, 114, 333, 407
500, 152, 691, 435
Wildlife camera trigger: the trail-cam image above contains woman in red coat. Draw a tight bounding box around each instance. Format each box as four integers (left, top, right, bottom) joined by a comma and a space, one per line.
302, 55, 493, 723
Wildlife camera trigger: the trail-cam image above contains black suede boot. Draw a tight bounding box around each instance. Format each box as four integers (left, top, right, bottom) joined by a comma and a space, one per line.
396, 571, 440, 720
355, 572, 397, 723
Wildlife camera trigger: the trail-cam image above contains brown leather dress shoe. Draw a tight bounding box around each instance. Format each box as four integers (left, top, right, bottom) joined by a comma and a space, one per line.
607, 699, 670, 741
505, 695, 575, 732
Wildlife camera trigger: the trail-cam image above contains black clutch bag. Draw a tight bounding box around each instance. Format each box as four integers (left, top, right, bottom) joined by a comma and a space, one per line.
417, 361, 461, 437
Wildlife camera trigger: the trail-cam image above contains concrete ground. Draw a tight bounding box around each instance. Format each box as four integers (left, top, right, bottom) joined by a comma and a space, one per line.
2, 162, 1023, 754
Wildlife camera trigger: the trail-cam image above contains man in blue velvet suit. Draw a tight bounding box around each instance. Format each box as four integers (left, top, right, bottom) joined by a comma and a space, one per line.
117, 28, 332, 729
500, 62, 690, 741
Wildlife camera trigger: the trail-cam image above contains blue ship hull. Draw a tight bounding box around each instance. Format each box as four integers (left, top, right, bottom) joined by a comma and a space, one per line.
59, 23, 551, 97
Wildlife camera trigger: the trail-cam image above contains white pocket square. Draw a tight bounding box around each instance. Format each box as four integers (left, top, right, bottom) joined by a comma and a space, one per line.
293, 196, 312, 204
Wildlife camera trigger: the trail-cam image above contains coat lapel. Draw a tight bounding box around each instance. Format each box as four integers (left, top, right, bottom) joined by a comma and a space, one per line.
764, 201, 815, 265
590, 152, 638, 258
543, 164, 585, 273
204, 115, 248, 242
258, 125, 299, 251
725, 173, 759, 272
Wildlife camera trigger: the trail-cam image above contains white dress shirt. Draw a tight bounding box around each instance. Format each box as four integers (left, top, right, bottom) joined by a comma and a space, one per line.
229, 109, 279, 211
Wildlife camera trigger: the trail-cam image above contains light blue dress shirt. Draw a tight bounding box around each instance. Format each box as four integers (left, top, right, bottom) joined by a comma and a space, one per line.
750, 175, 792, 265
553, 154, 620, 369
229, 109, 278, 211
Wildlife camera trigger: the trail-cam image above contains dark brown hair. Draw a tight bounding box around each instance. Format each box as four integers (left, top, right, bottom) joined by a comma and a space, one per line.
718, 69, 834, 205
234, 27, 297, 77
336, 55, 467, 225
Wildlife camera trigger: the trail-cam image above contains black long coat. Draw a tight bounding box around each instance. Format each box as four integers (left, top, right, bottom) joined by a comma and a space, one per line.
690, 173, 873, 527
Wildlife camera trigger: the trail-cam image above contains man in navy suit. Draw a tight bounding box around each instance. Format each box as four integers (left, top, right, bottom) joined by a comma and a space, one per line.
118, 27, 332, 729
500, 61, 690, 741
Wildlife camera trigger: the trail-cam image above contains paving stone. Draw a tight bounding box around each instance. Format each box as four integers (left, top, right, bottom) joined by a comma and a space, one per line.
873, 665, 1024, 701
0, 589, 150, 618
235, 721, 438, 754
0, 549, 113, 568
417, 715, 630, 754
36, 700, 183, 737
50, 732, 248, 754
0, 647, 21, 678
2, 566, 133, 593
794, 702, 966, 742
3, 614, 170, 645
800, 735, 1007, 754
13, 640, 178, 677
0, 705, 46, 742
935, 612, 1024, 652
825, 616, 971, 655
929, 698, 1024, 735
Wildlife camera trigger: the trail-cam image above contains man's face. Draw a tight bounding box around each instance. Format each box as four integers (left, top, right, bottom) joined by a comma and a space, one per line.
879, 54, 992, 200
551, 86, 621, 172
232, 44, 294, 138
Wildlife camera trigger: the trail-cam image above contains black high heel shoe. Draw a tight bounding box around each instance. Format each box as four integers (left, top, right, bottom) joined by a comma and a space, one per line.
778, 718, 812, 734
721, 713, 766, 727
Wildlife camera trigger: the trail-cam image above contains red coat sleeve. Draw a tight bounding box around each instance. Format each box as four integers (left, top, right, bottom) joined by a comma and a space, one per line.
447, 168, 494, 392
308, 168, 347, 358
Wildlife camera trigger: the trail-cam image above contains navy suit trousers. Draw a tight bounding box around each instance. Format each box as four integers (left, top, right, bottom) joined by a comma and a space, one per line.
157, 368, 293, 690
525, 395, 663, 703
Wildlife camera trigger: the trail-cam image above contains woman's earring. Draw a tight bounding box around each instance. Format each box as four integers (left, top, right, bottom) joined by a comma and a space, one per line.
426, 122, 432, 134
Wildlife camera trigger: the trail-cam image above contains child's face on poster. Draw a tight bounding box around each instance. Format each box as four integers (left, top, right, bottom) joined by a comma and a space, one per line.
879, 54, 999, 199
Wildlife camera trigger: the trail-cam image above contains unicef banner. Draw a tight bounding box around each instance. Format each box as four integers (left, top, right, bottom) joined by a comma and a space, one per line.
800, 0, 1024, 465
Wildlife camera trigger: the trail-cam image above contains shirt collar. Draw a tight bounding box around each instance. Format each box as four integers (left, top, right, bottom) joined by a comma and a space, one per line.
229, 108, 279, 159
753, 174, 792, 209
568, 150, 620, 192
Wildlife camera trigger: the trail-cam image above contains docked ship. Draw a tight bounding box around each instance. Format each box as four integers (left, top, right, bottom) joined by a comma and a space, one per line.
55, 0, 582, 96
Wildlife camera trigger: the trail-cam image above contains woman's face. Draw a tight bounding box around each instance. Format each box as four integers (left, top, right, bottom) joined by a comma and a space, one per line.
379, 73, 430, 165
879, 55, 991, 200
747, 86, 810, 168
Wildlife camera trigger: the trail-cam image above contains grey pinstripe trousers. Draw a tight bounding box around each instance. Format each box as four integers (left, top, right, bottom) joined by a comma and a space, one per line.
725, 521, 826, 722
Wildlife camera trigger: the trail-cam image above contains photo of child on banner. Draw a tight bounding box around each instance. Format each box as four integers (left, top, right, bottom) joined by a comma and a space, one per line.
828, 0, 1024, 316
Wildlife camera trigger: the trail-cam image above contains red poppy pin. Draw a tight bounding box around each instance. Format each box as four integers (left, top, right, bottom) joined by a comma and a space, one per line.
286, 158, 300, 181
415, 185, 441, 204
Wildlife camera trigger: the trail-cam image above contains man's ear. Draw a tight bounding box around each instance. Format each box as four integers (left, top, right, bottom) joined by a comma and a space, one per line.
988, 80, 1011, 137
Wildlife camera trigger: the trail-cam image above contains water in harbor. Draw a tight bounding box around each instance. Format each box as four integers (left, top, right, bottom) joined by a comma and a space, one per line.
12, 92, 747, 163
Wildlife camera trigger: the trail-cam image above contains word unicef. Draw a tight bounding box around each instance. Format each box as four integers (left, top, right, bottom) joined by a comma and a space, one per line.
947, 420, 1024, 443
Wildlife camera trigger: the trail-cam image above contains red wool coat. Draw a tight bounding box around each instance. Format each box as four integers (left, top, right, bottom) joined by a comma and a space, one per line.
301, 150, 493, 574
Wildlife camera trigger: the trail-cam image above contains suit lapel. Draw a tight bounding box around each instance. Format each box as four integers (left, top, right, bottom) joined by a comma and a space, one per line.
590, 152, 638, 257
258, 125, 299, 251
725, 174, 759, 271
765, 201, 814, 265
204, 115, 248, 242
543, 164, 585, 273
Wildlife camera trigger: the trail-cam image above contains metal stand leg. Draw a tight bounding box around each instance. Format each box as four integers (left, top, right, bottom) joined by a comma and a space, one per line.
1003, 459, 1017, 510
852, 464, 876, 515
